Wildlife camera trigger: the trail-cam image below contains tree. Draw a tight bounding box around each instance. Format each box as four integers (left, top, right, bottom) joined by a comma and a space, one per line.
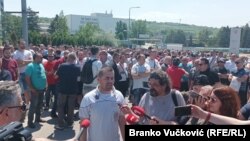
216, 26, 230, 47
48, 11, 68, 34
76, 23, 101, 46
48, 11, 69, 45
241, 24, 250, 48
27, 7, 40, 32
115, 21, 127, 40
28, 31, 41, 45
188, 35, 193, 46
198, 29, 211, 47
131, 20, 147, 45
165, 30, 186, 45
131, 20, 147, 38
2, 13, 22, 45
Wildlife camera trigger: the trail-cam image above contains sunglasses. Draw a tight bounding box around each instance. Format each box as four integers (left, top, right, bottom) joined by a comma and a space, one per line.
199, 63, 205, 66
207, 96, 217, 103
8, 102, 27, 112
235, 62, 241, 64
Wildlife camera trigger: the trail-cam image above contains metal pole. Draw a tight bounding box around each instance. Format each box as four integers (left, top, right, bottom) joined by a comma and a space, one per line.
128, 6, 140, 48
128, 8, 131, 48
21, 0, 28, 48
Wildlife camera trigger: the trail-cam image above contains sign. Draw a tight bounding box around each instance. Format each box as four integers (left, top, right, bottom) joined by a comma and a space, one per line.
229, 27, 241, 55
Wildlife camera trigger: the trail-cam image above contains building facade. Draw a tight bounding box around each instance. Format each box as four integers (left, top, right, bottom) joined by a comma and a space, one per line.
66, 12, 128, 34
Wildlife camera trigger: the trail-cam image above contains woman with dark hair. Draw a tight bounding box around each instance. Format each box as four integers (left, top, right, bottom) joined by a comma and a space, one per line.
209, 86, 240, 118
186, 86, 241, 125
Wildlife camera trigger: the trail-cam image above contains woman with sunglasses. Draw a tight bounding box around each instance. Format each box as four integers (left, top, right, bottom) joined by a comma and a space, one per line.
185, 86, 241, 125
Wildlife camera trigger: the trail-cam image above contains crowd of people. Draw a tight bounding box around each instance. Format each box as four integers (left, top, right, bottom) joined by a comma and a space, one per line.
1, 39, 250, 141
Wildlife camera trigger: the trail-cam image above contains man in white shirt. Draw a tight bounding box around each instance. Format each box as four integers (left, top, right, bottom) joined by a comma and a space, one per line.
79, 67, 125, 141
145, 49, 161, 72
13, 39, 33, 105
225, 53, 237, 73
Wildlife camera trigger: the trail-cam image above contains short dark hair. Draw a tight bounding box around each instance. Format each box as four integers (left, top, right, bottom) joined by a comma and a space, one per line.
200, 58, 209, 65
97, 66, 114, 78
193, 75, 210, 86
33, 53, 42, 60
172, 57, 181, 66
90, 46, 99, 55
149, 70, 172, 93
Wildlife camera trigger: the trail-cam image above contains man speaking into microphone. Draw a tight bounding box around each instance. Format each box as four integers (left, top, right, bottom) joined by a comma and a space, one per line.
79, 67, 126, 141
122, 70, 186, 125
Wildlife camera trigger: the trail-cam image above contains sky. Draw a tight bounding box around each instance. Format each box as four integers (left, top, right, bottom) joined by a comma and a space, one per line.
4, 0, 250, 28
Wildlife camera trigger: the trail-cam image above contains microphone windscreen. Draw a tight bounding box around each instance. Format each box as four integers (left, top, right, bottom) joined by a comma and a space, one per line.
125, 114, 139, 124
81, 119, 90, 128
131, 106, 145, 117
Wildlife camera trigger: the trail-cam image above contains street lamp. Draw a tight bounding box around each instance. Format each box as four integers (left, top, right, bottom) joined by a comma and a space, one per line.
128, 6, 140, 47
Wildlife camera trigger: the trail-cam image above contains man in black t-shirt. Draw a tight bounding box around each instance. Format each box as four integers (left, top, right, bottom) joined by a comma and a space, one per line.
55, 52, 80, 130
192, 58, 220, 86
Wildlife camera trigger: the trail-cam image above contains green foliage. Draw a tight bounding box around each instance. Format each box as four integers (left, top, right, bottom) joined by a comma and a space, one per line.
131, 20, 147, 38
198, 29, 211, 47
241, 24, 250, 48
115, 21, 127, 40
27, 7, 40, 32
6, 11, 250, 48
48, 12, 68, 34
165, 30, 186, 44
48, 11, 70, 45
76, 23, 100, 46
2, 13, 22, 45
216, 26, 230, 47
131, 20, 147, 45
28, 31, 41, 45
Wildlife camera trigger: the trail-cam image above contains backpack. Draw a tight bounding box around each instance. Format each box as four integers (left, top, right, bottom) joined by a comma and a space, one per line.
81, 58, 97, 84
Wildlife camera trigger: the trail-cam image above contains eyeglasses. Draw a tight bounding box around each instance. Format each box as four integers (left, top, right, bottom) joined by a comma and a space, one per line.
8, 102, 27, 112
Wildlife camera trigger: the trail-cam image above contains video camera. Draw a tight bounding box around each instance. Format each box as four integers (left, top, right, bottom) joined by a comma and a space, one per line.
0, 121, 32, 141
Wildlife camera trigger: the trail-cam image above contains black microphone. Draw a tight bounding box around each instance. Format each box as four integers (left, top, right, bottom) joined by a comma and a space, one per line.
76, 119, 90, 140
131, 106, 159, 123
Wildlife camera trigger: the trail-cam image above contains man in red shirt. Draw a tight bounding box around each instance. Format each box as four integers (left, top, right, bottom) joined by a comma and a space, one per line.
2, 47, 19, 81
43, 53, 58, 118
167, 58, 189, 91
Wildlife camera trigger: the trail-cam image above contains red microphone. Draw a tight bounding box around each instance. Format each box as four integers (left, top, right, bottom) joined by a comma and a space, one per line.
131, 106, 159, 123
76, 119, 90, 140
125, 114, 139, 125
131, 106, 152, 119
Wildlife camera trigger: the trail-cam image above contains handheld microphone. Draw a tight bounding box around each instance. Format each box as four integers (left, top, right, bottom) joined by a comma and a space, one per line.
131, 106, 151, 119
76, 119, 90, 140
131, 106, 159, 123
125, 114, 140, 125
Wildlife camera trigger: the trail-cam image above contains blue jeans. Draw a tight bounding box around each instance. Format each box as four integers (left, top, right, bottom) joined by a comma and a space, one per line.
19, 73, 28, 93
